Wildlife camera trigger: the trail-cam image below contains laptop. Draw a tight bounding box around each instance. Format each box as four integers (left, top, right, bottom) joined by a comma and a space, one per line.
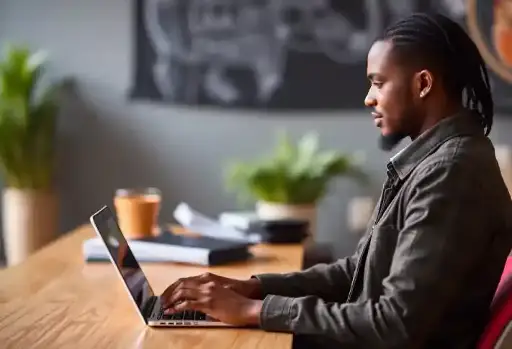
89, 205, 232, 327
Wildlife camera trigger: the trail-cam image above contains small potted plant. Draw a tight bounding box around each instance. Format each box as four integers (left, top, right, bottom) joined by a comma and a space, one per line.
225, 131, 366, 238
0, 44, 63, 266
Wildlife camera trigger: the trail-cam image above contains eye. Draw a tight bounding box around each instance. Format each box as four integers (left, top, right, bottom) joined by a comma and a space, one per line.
372, 81, 384, 88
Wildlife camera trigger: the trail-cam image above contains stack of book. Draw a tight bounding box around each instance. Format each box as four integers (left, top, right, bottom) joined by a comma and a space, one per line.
82, 228, 253, 266
218, 210, 309, 244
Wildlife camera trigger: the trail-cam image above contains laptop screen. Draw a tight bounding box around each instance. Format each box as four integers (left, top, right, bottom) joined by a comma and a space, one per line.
91, 206, 155, 315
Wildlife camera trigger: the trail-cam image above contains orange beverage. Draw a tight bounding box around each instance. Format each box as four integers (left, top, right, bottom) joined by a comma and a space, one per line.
114, 188, 161, 239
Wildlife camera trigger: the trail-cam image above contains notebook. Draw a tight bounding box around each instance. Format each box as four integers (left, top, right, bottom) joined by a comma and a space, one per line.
83, 227, 252, 266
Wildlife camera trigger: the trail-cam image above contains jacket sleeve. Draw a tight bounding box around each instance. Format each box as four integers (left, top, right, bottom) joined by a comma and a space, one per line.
258, 162, 491, 348
253, 205, 377, 302
253, 253, 358, 302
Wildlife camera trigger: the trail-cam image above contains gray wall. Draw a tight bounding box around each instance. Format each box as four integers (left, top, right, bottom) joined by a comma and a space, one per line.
1, 0, 512, 258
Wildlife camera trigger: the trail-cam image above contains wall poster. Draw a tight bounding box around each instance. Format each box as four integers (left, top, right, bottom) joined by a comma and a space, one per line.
130, 0, 512, 113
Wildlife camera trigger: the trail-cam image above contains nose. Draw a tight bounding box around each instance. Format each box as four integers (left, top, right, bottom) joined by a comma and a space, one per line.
364, 87, 376, 108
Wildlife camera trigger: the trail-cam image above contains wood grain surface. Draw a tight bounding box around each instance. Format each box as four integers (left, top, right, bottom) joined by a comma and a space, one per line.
0, 224, 304, 349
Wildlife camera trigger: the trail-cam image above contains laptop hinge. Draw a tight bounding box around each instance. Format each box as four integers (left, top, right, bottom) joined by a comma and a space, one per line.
141, 296, 158, 322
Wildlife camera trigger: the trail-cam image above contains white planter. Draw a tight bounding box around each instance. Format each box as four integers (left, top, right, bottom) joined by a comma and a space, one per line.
2, 188, 58, 266
256, 201, 318, 240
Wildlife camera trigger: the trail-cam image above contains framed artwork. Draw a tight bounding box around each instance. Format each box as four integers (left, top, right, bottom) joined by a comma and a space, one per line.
467, 0, 512, 114
129, 0, 512, 113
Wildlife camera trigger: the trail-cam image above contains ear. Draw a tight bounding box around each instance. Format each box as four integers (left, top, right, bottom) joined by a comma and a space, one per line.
414, 69, 434, 99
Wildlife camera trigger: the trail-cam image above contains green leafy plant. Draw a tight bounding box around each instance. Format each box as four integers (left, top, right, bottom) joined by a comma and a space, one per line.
0, 44, 62, 189
225, 131, 367, 205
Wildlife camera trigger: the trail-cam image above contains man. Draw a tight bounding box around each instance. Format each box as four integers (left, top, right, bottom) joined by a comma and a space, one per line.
161, 13, 512, 348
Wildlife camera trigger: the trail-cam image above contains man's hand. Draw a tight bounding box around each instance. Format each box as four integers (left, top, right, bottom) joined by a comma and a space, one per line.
161, 273, 263, 326
161, 272, 262, 302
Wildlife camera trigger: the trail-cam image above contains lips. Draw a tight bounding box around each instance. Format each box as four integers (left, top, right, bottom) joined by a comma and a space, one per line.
372, 112, 383, 127
372, 111, 383, 119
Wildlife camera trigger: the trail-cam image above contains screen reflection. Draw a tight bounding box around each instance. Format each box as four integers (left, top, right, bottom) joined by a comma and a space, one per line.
98, 216, 155, 313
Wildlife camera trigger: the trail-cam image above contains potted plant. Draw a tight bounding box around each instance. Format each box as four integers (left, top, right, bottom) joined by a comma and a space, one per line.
225, 131, 366, 238
0, 44, 62, 266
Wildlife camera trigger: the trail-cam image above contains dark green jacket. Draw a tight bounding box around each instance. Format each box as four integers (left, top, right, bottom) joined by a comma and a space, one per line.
255, 112, 512, 348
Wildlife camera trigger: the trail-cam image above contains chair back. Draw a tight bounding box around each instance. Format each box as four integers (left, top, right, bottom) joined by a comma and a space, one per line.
478, 257, 512, 349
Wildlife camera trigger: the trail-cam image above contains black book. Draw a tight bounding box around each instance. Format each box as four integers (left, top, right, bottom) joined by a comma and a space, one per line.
83, 229, 252, 266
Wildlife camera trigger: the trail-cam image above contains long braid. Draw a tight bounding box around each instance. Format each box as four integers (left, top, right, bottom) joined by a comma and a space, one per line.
381, 13, 494, 136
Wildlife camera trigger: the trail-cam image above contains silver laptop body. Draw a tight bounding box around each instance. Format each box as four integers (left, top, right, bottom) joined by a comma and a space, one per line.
89, 205, 231, 327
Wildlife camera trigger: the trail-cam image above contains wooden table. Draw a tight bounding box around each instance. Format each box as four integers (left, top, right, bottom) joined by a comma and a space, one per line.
0, 224, 304, 349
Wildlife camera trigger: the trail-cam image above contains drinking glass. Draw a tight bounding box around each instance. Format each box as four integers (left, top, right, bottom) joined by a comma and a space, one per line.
113, 187, 161, 239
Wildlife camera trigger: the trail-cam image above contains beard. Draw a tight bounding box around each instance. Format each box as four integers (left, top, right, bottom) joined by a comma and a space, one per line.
378, 132, 407, 151
378, 103, 415, 151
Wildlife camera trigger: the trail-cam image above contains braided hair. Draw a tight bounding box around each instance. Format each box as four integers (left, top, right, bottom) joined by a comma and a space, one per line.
380, 12, 494, 136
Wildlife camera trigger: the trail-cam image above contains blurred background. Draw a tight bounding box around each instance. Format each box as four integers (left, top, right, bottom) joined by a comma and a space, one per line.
0, 0, 511, 264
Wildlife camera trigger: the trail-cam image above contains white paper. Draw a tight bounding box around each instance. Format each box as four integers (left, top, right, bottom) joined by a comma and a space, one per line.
173, 202, 261, 244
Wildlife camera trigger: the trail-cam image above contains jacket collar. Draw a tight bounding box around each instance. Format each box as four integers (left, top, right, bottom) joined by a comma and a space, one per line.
389, 109, 485, 181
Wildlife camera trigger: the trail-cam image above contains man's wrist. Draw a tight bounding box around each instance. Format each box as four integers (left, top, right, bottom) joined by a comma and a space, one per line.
245, 299, 263, 326
246, 277, 263, 299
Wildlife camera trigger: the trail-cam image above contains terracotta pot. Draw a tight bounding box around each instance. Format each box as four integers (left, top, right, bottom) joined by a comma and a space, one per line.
2, 188, 58, 266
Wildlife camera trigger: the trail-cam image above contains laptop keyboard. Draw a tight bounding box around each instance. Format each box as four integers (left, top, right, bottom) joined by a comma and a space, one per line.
157, 309, 207, 321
